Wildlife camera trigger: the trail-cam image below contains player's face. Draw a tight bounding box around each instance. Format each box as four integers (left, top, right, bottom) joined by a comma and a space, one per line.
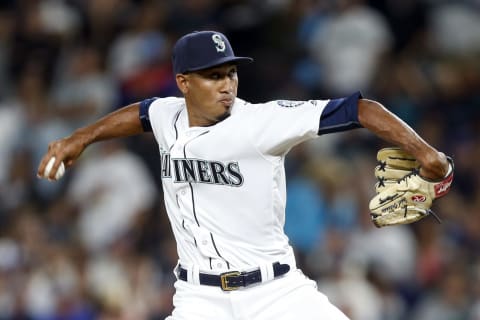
180, 64, 239, 127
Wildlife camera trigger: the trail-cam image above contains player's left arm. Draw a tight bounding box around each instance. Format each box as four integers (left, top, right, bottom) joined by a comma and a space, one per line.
357, 98, 449, 180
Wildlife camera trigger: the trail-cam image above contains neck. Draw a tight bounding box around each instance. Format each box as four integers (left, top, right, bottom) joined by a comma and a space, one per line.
185, 105, 216, 127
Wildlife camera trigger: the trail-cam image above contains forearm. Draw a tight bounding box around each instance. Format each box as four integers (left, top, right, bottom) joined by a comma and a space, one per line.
38, 102, 144, 178
358, 99, 448, 179
71, 102, 143, 148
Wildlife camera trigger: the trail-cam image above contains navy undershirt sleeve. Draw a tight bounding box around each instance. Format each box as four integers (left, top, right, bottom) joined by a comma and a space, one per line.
139, 97, 157, 132
318, 91, 364, 135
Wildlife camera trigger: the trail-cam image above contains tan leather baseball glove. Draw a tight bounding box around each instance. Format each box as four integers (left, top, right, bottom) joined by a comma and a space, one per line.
369, 147, 454, 228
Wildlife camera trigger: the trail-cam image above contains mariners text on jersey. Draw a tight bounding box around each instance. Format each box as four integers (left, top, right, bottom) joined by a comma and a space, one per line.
160, 151, 244, 186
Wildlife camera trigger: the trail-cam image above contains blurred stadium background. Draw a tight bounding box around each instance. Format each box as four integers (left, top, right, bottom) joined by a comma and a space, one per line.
0, 0, 479, 319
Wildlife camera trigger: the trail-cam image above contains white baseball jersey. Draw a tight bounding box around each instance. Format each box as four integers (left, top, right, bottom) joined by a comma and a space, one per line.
142, 93, 361, 274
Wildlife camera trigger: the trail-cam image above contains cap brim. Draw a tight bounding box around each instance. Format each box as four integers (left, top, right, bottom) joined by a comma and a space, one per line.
184, 56, 253, 73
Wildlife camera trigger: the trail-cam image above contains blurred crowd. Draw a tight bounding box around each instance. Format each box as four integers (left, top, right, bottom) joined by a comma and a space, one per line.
0, 0, 479, 319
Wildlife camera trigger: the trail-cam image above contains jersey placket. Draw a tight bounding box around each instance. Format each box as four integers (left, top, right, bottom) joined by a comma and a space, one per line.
173, 128, 231, 271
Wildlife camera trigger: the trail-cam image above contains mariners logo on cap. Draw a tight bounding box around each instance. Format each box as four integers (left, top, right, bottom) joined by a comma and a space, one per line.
212, 34, 226, 52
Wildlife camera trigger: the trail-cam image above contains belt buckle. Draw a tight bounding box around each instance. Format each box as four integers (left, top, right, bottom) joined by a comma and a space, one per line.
220, 271, 241, 291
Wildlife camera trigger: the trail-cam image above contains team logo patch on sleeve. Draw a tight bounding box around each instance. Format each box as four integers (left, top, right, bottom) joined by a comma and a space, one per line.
276, 100, 305, 108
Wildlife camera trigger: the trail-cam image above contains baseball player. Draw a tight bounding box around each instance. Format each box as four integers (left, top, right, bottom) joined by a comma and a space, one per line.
38, 31, 451, 319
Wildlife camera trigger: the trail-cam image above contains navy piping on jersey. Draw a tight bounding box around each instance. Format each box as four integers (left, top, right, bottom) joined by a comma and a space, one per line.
169, 109, 182, 151
174, 109, 182, 140
182, 131, 231, 269
210, 232, 229, 268
182, 130, 209, 227
318, 91, 363, 135
139, 97, 157, 132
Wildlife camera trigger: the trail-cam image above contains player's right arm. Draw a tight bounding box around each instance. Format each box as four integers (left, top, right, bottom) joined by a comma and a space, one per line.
37, 102, 143, 180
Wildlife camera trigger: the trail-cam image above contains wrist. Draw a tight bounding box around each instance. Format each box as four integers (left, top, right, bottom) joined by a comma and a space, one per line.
419, 151, 449, 180
70, 128, 93, 150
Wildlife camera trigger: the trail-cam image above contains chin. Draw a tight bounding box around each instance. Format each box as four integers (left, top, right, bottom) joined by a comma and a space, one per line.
216, 111, 231, 122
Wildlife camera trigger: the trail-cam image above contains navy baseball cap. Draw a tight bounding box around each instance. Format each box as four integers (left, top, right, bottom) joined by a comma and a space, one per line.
172, 31, 253, 75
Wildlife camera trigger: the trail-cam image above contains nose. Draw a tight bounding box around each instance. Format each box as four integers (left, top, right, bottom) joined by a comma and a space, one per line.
220, 76, 235, 94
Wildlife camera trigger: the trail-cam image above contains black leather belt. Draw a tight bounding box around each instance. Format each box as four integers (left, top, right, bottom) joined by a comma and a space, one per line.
177, 262, 290, 291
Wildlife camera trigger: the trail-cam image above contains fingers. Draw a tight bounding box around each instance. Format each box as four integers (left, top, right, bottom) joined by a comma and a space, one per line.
37, 141, 67, 181
48, 157, 65, 180
37, 153, 51, 179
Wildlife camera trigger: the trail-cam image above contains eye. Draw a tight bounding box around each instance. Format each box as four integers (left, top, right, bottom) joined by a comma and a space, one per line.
210, 72, 221, 80
228, 69, 237, 79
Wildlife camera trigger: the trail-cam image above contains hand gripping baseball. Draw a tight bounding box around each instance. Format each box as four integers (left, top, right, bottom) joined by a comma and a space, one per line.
37, 135, 86, 181
369, 148, 454, 228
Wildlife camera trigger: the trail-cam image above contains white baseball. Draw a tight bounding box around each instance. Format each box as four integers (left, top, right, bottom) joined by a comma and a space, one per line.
44, 157, 65, 180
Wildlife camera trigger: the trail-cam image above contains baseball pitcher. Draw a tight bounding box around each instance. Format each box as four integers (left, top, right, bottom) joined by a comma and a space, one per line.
38, 31, 453, 319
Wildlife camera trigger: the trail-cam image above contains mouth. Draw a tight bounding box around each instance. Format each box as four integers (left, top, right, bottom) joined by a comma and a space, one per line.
218, 95, 235, 108
219, 97, 234, 107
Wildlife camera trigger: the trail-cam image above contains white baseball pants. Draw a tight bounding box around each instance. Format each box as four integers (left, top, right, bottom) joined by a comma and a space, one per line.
166, 269, 350, 320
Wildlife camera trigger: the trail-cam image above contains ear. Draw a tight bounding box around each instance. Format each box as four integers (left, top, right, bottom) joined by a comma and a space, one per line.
176, 74, 189, 95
